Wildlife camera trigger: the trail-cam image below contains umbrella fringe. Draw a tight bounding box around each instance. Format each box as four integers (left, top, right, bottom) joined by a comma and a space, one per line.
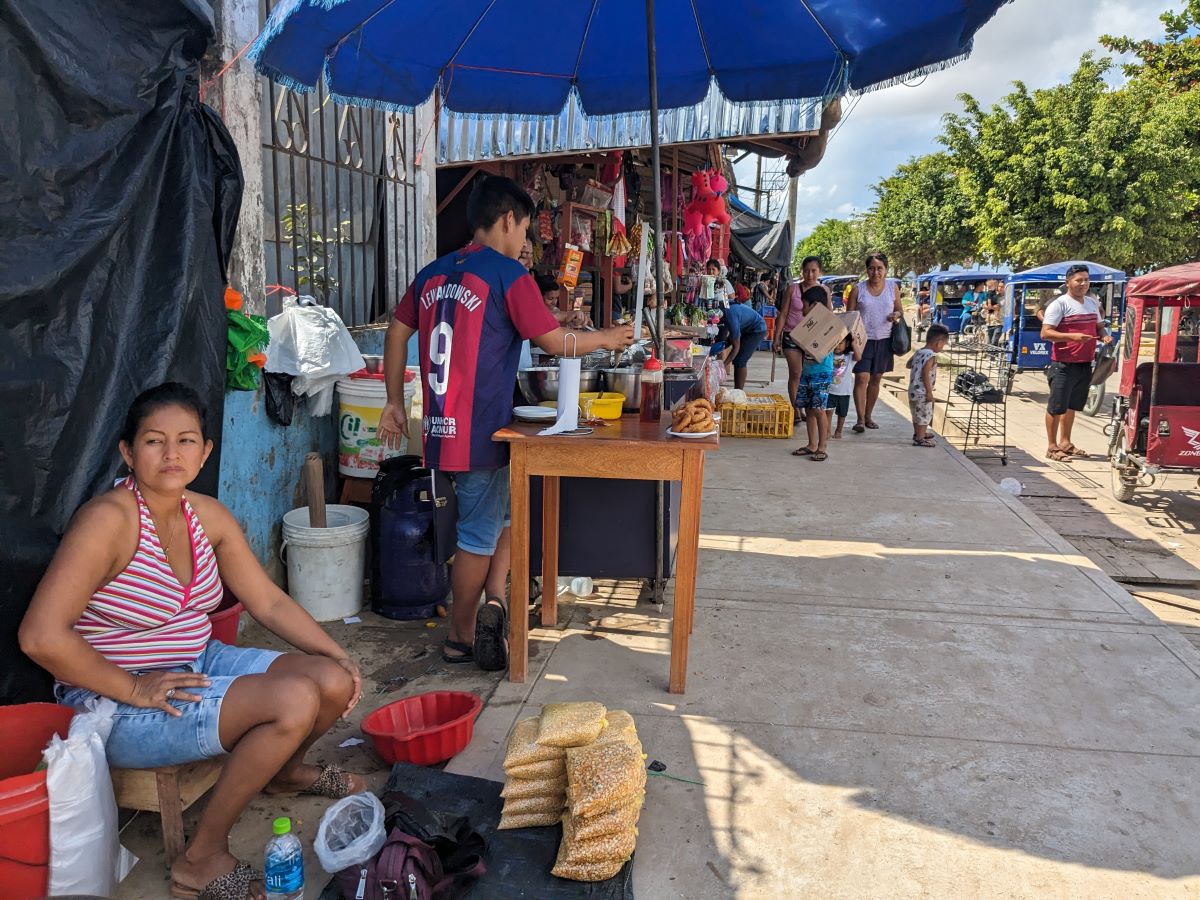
253, 61, 319, 96
251, 0, 353, 83
847, 50, 971, 96
326, 87, 417, 115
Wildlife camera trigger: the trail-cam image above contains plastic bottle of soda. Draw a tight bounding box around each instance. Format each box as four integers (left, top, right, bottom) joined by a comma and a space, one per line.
265, 817, 304, 900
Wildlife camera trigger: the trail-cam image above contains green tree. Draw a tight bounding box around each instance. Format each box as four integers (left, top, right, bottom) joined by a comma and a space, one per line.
871, 152, 977, 275
1102, 1, 1200, 93
941, 53, 1200, 270
793, 213, 877, 275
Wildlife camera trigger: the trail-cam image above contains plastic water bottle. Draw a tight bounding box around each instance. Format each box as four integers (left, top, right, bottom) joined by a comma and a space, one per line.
265, 817, 304, 900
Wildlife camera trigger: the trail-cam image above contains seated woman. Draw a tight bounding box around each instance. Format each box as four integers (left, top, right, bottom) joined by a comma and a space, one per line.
20, 383, 366, 900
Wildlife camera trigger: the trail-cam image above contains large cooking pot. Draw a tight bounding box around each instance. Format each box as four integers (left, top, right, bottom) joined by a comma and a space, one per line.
602, 367, 644, 412
517, 367, 602, 404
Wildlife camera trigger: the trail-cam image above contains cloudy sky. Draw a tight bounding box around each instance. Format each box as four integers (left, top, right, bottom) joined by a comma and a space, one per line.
741, 0, 1171, 240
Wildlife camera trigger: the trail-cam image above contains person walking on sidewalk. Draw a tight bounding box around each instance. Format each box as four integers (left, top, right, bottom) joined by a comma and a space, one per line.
1040, 264, 1111, 462
378, 175, 633, 670
791, 286, 834, 461
908, 324, 949, 447
776, 256, 829, 423
847, 252, 904, 433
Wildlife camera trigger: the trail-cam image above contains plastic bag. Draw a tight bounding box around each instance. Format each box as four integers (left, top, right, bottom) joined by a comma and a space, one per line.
537, 702, 607, 748
44, 698, 137, 895
500, 775, 567, 801
497, 808, 562, 830
594, 710, 638, 749
264, 303, 364, 416
567, 742, 646, 818
500, 793, 566, 817
556, 813, 637, 867
573, 795, 644, 842
504, 717, 566, 771
315, 792, 387, 873
505, 758, 566, 781
226, 310, 269, 391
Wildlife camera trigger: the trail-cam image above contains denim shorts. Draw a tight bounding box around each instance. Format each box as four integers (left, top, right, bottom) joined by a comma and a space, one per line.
732, 330, 767, 370
451, 467, 511, 556
57, 640, 282, 769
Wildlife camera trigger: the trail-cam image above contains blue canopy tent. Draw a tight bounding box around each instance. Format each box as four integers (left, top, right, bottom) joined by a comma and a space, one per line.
1005, 260, 1127, 371
251, 0, 1011, 344
929, 271, 1007, 335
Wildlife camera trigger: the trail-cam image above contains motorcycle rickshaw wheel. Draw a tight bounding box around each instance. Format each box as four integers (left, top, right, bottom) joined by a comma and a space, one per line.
1110, 431, 1138, 503
1082, 383, 1105, 417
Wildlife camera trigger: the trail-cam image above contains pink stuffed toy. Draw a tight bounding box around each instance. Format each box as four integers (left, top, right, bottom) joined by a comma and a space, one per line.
682, 169, 731, 238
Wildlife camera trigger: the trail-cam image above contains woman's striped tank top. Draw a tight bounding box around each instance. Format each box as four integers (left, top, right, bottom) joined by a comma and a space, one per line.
74, 477, 224, 670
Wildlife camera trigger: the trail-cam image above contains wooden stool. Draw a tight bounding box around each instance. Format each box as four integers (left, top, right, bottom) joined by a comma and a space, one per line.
111, 758, 223, 866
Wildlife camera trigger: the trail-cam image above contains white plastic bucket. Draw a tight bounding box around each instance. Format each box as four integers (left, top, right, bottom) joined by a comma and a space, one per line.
281, 505, 370, 621
336, 376, 416, 477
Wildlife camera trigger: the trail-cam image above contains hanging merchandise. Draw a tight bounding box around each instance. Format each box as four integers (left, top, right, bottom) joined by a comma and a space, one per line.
226, 310, 269, 391
264, 301, 365, 415
686, 226, 712, 264
599, 151, 624, 186
682, 170, 731, 238
538, 209, 555, 243
606, 220, 632, 261
559, 244, 585, 290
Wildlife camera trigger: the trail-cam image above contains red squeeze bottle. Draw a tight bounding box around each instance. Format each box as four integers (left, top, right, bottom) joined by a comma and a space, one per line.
639, 349, 664, 423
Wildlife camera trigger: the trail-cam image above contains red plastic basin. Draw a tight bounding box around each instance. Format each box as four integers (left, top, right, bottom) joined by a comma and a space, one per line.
0, 703, 75, 900
208, 595, 243, 645
361, 691, 482, 766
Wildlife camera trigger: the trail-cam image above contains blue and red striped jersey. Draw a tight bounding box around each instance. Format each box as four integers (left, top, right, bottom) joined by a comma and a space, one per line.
395, 243, 559, 472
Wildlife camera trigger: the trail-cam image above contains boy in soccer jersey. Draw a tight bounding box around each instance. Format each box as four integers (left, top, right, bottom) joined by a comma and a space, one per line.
379, 176, 633, 670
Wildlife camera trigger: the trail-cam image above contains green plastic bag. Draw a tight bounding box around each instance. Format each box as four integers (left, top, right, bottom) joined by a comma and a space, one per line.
226, 310, 269, 391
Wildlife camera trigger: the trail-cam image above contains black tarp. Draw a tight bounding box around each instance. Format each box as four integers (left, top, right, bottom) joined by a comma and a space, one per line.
320, 763, 634, 899
0, 0, 241, 702
728, 195, 793, 272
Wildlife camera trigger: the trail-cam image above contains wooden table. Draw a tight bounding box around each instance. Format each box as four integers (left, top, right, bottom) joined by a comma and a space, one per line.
493, 417, 718, 693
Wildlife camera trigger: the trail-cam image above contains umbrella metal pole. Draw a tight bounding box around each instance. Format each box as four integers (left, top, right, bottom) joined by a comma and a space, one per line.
646, 0, 666, 606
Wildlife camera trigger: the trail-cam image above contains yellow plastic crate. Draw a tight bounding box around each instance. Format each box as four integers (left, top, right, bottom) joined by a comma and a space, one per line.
718, 393, 793, 438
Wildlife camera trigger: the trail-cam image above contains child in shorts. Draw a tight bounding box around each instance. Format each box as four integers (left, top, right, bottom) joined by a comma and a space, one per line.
791, 286, 834, 461
826, 334, 857, 439
908, 324, 949, 447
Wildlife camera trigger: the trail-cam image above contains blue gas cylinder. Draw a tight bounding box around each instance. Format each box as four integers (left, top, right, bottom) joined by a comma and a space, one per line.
372, 456, 454, 620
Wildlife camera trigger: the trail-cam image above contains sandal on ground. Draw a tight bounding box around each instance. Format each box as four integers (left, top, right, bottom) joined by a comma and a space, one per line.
865, 421, 880, 429
442, 638, 475, 664
301, 764, 357, 800
171, 861, 262, 900
791, 446, 814, 456
1046, 448, 1073, 462
810, 450, 829, 461
913, 437, 936, 448
1061, 444, 1090, 458
473, 597, 508, 672
852, 423, 866, 434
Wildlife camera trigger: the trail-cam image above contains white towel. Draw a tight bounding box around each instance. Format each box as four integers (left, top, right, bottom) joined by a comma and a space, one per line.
538, 357, 581, 436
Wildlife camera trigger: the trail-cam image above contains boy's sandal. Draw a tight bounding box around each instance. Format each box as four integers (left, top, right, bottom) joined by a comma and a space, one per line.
852, 423, 866, 434
302, 764, 356, 799
171, 861, 262, 900
442, 638, 475, 664
1061, 444, 1090, 458
473, 598, 508, 672
1046, 448, 1073, 462
865, 421, 880, 429
810, 450, 829, 461
791, 447, 814, 456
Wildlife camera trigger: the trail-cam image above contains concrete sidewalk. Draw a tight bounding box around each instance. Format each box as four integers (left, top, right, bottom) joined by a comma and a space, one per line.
450, 358, 1200, 898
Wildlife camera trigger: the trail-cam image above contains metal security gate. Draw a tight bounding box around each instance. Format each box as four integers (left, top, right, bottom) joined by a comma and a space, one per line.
260, 1, 419, 326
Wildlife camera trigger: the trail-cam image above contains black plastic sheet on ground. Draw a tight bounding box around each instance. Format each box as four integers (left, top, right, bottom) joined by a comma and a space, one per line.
0, 0, 242, 701
320, 763, 634, 899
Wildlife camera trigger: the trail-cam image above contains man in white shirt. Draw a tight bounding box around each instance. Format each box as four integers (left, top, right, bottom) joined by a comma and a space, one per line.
1040, 264, 1111, 462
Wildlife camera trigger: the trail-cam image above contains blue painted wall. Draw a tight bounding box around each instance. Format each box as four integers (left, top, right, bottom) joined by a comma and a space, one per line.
217, 325, 396, 581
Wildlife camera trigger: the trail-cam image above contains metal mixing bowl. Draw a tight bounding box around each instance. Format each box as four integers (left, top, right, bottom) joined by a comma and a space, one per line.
602, 367, 644, 411
517, 367, 602, 404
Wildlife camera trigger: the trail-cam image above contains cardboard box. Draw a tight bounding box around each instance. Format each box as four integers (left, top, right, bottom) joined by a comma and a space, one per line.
790, 302, 848, 361
836, 310, 868, 358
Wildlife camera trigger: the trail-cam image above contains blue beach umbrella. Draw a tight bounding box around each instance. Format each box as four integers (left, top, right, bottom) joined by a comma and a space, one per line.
252, 0, 1011, 327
